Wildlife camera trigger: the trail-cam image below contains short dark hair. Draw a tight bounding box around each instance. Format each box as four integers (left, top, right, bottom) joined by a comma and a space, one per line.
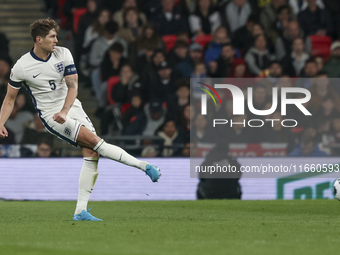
221, 42, 233, 48
37, 136, 53, 148
316, 70, 328, 77
30, 18, 60, 42
301, 134, 314, 146
174, 40, 189, 49
109, 42, 124, 53
104, 20, 119, 35
276, 5, 290, 15
305, 57, 316, 65
175, 78, 190, 90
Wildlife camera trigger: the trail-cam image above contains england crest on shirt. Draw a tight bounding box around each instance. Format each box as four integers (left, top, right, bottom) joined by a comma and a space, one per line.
54, 62, 64, 76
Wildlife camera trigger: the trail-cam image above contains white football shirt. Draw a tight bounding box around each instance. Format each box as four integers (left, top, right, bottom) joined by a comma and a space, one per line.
9, 46, 78, 119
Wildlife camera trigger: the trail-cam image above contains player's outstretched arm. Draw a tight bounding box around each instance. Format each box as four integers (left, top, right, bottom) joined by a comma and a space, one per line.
53, 74, 78, 124
0, 85, 19, 139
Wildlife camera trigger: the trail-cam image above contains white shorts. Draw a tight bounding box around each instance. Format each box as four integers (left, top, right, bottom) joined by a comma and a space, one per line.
40, 102, 96, 147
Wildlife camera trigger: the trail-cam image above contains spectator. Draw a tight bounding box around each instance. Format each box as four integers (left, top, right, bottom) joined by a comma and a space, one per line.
323, 41, 340, 78
110, 64, 143, 104
21, 113, 53, 144
331, 117, 340, 144
124, 100, 166, 136
276, 74, 293, 90
73, 0, 99, 68
128, 23, 166, 71
232, 15, 257, 55
167, 79, 190, 120
289, 0, 325, 15
191, 62, 207, 78
222, 0, 252, 34
286, 92, 314, 128
269, 5, 294, 43
178, 104, 195, 143
157, 120, 184, 157
175, 43, 203, 78
182, 142, 198, 157
297, 0, 333, 37
88, 20, 126, 68
281, 37, 309, 76
236, 22, 268, 57
295, 57, 317, 89
117, 7, 143, 44
167, 40, 189, 68
230, 60, 249, 78
121, 94, 144, 129
314, 116, 333, 152
216, 114, 259, 144
149, 61, 176, 103
100, 92, 143, 135
323, 0, 340, 39
83, 9, 112, 49
264, 111, 295, 153
315, 94, 340, 120
188, 0, 221, 36
191, 114, 211, 143
245, 34, 275, 76
135, 23, 165, 52
275, 21, 311, 60
35, 137, 55, 158
149, 0, 188, 36
100, 42, 128, 82
204, 26, 231, 64
113, 0, 147, 27
289, 133, 328, 156
246, 84, 270, 118
301, 58, 318, 78
140, 50, 166, 100
260, 61, 283, 89
308, 71, 340, 113
212, 43, 243, 77
314, 55, 324, 72
260, 0, 289, 36
5, 94, 34, 144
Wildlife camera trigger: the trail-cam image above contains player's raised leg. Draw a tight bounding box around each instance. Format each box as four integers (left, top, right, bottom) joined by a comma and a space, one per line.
73, 147, 102, 221
76, 126, 161, 182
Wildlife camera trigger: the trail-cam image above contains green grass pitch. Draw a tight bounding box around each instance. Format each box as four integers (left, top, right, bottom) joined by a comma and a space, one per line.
0, 200, 338, 255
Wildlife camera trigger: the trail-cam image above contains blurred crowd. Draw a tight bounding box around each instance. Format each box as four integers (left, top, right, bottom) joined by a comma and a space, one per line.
2, 0, 340, 157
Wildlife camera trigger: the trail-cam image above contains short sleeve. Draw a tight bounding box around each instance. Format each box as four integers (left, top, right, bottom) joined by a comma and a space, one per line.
63, 48, 77, 76
8, 62, 24, 89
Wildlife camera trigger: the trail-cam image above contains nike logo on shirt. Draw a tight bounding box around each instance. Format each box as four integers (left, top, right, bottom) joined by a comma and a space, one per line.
33, 73, 41, 78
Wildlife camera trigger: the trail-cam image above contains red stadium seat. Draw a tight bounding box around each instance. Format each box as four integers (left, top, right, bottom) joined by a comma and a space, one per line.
162, 35, 177, 53
194, 34, 212, 49
73, 8, 87, 34
121, 103, 131, 115
107, 76, 120, 105
309, 35, 332, 61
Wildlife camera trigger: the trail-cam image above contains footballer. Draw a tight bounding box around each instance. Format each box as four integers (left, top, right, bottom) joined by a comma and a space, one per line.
0, 18, 161, 221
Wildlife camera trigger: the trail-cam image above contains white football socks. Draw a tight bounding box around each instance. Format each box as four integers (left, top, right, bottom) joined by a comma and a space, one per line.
75, 157, 99, 215
93, 139, 148, 171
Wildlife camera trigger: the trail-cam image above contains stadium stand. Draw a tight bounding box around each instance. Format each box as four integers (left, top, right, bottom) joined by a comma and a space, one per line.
2, 0, 340, 158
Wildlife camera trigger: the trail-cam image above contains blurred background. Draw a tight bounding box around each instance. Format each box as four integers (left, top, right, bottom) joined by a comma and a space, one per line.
1, 0, 340, 158
1, 0, 340, 201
